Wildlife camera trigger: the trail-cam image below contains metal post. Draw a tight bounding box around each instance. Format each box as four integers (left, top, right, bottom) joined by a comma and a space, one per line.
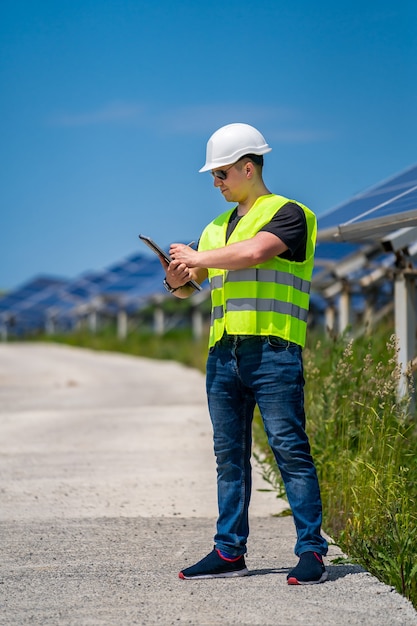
88, 310, 98, 334
0, 314, 11, 341
154, 306, 164, 336
45, 315, 55, 335
117, 310, 128, 340
0, 323, 7, 342
363, 289, 376, 334
191, 308, 203, 340
394, 270, 416, 401
338, 286, 353, 335
324, 302, 335, 335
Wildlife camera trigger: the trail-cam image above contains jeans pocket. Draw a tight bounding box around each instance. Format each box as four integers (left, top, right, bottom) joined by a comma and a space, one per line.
267, 335, 289, 350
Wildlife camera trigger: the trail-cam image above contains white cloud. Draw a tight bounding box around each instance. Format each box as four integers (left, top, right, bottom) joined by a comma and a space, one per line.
268, 128, 336, 143
157, 103, 295, 134
49, 102, 146, 127
48, 100, 333, 143
158, 104, 334, 143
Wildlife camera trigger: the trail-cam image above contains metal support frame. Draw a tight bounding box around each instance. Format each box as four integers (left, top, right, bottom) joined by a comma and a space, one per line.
324, 303, 336, 334
117, 310, 128, 340
153, 308, 164, 335
394, 270, 417, 400
191, 308, 203, 340
338, 286, 353, 335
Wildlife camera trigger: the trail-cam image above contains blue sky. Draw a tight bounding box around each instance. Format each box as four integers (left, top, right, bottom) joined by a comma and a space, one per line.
1, 0, 416, 291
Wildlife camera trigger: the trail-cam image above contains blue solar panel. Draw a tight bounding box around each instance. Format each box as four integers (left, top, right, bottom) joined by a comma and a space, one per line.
0, 277, 69, 312
313, 163, 417, 289
315, 241, 360, 262
0, 251, 175, 335
343, 185, 417, 226
318, 163, 417, 230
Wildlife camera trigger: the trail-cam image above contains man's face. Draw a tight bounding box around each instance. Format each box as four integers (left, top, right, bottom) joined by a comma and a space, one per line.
211, 161, 247, 202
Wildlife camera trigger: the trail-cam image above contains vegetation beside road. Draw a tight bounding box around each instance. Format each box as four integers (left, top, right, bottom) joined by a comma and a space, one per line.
255, 325, 417, 608
40, 323, 417, 608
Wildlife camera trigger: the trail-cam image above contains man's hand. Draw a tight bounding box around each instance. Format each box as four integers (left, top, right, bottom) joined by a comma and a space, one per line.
164, 257, 193, 289
170, 243, 200, 268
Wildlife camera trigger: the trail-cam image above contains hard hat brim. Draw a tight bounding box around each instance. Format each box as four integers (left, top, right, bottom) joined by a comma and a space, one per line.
199, 145, 272, 173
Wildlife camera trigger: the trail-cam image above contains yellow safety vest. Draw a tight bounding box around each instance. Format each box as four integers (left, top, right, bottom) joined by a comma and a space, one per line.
198, 194, 317, 348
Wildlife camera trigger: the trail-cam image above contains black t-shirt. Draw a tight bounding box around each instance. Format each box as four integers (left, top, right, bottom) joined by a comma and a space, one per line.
226, 201, 307, 262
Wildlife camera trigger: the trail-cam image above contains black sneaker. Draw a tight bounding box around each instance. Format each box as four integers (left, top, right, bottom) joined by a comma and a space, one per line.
287, 551, 328, 585
179, 548, 249, 580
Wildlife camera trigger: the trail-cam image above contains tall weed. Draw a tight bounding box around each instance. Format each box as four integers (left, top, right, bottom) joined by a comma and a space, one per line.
258, 328, 417, 607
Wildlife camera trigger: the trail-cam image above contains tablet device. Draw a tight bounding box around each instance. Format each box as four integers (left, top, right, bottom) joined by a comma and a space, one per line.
138, 234, 202, 291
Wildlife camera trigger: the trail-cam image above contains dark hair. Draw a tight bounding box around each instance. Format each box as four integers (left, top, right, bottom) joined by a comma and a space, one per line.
240, 153, 264, 167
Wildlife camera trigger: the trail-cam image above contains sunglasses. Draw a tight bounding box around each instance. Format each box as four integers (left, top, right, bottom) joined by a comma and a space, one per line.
211, 163, 235, 180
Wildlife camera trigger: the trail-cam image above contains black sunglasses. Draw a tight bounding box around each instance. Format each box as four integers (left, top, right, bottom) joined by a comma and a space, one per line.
210, 163, 235, 180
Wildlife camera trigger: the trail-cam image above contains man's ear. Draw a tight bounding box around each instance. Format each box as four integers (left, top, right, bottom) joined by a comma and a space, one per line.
245, 161, 254, 177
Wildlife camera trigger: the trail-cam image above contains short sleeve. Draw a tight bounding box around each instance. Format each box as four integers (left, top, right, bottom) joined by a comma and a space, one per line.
260, 202, 307, 262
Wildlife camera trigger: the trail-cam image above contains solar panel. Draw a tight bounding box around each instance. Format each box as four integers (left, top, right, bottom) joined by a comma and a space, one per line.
312, 163, 417, 290
318, 163, 417, 240
0, 251, 177, 336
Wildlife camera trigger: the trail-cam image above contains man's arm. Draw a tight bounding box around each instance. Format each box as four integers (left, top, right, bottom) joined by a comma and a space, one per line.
170, 231, 288, 271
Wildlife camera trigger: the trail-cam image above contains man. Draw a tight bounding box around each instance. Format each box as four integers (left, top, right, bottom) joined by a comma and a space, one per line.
162, 123, 328, 585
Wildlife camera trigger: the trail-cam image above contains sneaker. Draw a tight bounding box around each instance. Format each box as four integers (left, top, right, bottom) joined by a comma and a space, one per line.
179, 548, 249, 580
287, 551, 328, 585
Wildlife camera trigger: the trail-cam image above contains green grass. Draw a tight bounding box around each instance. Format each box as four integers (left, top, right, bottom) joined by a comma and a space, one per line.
39, 325, 208, 371
35, 323, 417, 608
255, 326, 417, 607
310, 332, 417, 606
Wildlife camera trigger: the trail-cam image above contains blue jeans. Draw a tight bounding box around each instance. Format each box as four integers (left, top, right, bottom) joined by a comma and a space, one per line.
206, 333, 328, 558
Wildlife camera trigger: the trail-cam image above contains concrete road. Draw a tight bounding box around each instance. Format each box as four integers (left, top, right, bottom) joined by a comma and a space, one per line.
0, 342, 416, 625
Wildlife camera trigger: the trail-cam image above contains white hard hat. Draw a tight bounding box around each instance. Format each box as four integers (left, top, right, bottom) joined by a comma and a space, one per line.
199, 123, 272, 172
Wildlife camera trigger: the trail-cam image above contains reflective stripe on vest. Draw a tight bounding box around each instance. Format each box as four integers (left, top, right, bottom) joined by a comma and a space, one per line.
227, 298, 309, 322
225, 268, 311, 294
211, 300, 308, 323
